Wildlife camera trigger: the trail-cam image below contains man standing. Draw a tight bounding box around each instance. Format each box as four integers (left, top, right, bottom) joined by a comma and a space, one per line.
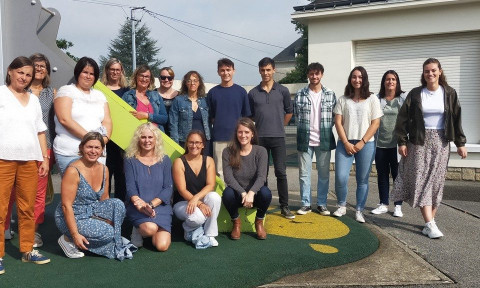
207, 58, 251, 180
294, 62, 336, 216
248, 57, 294, 219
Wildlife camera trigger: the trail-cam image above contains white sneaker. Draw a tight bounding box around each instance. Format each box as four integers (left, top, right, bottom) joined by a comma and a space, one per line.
355, 211, 366, 223
393, 205, 403, 217
371, 204, 388, 215
4, 227, 13, 240
33, 232, 43, 248
333, 206, 347, 217
209, 237, 219, 247
422, 221, 444, 239
131, 227, 143, 247
58, 235, 84, 258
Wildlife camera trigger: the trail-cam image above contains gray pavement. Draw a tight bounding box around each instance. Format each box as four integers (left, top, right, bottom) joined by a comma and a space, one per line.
263, 167, 480, 287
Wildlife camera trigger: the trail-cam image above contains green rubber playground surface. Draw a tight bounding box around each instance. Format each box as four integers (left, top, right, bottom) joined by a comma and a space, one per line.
1, 197, 378, 287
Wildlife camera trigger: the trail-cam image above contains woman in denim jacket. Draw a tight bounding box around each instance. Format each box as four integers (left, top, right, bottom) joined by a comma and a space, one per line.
122, 65, 168, 132
169, 71, 211, 155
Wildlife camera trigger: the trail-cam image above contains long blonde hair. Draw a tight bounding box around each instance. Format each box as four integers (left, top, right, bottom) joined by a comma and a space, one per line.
125, 123, 165, 161
101, 58, 128, 88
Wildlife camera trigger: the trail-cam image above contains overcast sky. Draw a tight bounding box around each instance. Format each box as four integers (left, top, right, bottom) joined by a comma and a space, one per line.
40, 0, 309, 85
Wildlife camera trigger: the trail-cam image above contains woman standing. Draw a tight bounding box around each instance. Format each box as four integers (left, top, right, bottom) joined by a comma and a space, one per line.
0, 56, 51, 274
122, 65, 168, 131
55, 132, 135, 260
124, 123, 173, 251
333, 66, 383, 223
157, 67, 178, 136
222, 118, 272, 240
169, 71, 210, 155
172, 131, 221, 249
101, 58, 129, 201
371, 70, 405, 217
392, 58, 467, 239
54, 57, 112, 175
4, 53, 56, 247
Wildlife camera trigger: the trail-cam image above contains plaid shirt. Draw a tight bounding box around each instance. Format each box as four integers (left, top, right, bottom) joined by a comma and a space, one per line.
294, 85, 336, 152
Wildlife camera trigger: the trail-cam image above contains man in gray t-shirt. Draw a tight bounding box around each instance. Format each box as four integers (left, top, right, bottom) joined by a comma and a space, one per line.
248, 57, 294, 219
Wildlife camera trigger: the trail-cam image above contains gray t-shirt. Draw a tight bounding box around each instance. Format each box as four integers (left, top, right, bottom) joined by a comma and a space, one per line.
222, 145, 268, 195
248, 82, 293, 137
377, 95, 404, 148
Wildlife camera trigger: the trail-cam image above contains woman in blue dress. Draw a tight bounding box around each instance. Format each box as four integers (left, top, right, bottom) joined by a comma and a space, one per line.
124, 123, 173, 251
55, 132, 135, 260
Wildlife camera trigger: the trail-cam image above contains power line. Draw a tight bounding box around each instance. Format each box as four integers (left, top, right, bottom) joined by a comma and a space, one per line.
71, 0, 130, 8
146, 11, 258, 68
145, 9, 286, 49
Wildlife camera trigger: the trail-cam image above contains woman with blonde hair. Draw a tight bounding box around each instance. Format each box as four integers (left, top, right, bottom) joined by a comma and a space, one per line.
122, 65, 168, 131
101, 58, 129, 201
124, 123, 173, 251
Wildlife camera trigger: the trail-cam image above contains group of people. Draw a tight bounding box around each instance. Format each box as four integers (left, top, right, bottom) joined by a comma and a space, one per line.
0, 52, 467, 275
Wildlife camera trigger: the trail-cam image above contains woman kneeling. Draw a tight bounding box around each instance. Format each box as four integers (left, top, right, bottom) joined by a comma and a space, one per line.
173, 131, 221, 249
222, 118, 272, 240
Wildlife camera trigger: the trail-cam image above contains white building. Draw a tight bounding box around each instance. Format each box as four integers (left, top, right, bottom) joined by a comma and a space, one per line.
292, 0, 480, 171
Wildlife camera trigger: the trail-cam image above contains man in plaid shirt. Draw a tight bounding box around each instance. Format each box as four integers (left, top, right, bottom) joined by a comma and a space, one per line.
294, 62, 337, 216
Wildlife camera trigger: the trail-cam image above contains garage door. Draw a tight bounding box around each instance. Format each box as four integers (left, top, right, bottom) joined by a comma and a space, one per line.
355, 31, 480, 144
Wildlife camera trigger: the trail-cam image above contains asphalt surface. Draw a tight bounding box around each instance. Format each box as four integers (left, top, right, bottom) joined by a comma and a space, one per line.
262, 167, 480, 288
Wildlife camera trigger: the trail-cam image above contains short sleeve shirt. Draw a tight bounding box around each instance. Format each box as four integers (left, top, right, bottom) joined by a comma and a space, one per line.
333, 95, 383, 142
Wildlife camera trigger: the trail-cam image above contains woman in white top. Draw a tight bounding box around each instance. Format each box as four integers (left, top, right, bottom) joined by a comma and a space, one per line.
333, 66, 383, 223
391, 58, 467, 239
0, 56, 51, 273
54, 57, 112, 175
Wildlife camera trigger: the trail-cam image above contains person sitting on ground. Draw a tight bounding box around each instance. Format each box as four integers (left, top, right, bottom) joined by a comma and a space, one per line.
222, 118, 272, 240
55, 132, 136, 260
124, 123, 173, 251
172, 130, 221, 249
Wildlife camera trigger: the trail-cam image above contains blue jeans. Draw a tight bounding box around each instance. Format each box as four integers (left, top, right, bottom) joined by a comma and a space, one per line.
335, 140, 375, 211
374, 147, 402, 206
298, 147, 331, 207
222, 186, 272, 219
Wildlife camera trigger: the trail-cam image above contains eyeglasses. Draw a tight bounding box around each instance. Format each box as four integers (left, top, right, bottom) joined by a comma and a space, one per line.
160, 75, 173, 81
109, 68, 122, 73
138, 74, 151, 79
35, 64, 46, 70
186, 79, 199, 84
187, 141, 203, 147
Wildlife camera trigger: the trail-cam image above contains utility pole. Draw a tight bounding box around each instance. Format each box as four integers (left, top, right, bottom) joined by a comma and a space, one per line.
130, 7, 145, 72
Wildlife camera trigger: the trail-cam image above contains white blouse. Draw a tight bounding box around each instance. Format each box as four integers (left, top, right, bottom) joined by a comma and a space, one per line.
0, 85, 47, 161
53, 84, 107, 156
334, 95, 383, 142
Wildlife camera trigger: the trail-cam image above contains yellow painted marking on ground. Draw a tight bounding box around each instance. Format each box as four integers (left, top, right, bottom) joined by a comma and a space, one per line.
266, 211, 350, 240
309, 244, 339, 254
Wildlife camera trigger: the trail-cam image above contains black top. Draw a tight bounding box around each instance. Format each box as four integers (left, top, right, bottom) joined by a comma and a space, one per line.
173, 155, 207, 203
112, 87, 130, 97
191, 108, 205, 134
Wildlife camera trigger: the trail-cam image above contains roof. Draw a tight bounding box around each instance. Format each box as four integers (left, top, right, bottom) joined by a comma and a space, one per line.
273, 37, 303, 62
293, 0, 386, 12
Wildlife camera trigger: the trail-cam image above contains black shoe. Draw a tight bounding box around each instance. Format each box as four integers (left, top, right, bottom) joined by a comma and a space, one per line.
315, 206, 331, 216
281, 206, 295, 219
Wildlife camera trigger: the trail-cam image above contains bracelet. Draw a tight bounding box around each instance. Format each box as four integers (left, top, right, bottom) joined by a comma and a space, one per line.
361, 138, 366, 144
149, 201, 155, 208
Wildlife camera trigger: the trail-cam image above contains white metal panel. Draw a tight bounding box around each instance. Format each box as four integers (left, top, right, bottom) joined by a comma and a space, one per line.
355, 31, 480, 144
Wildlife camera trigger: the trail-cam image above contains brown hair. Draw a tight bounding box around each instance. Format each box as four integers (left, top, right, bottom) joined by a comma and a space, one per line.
180, 71, 206, 97
130, 65, 155, 90
29, 53, 51, 88
344, 66, 372, 99
78, 132, 105, 156
228, 118, 258, 169
183, 130, 207, 155
5, 56, 35, 90
420, 58, 448, 87
101, 58, 128, 88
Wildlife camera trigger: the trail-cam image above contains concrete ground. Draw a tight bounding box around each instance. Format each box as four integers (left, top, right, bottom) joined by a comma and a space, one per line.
262, 167, 480, 288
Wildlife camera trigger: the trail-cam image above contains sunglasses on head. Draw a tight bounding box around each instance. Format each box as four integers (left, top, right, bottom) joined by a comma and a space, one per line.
160, 76, 173, 81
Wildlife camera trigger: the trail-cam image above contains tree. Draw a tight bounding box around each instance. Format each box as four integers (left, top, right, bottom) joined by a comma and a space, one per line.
56, 38, 79, 62
99, 19, 164, 77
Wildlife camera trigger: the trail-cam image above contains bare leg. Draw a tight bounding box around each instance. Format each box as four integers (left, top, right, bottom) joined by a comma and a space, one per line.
420, 206, 434, 222
152, 229, 171, 252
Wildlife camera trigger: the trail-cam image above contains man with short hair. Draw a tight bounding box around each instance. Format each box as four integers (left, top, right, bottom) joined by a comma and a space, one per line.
207, 58, 251, 180
248, 57, 294, 219
294, 62, 336, 216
